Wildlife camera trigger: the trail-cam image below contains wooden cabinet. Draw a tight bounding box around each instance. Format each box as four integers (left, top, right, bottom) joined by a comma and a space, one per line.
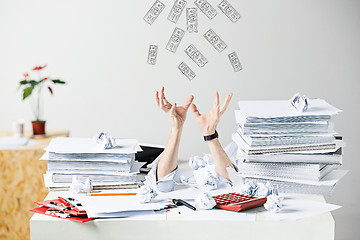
0, 131, 69, 240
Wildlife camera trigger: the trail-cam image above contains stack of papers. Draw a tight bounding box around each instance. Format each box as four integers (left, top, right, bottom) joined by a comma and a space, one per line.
41, 137, 145, 191
232, 98, 347, 195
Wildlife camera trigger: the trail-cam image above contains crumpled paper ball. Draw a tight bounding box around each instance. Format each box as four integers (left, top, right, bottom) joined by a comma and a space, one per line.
289, 93, 309, 112
264, 194, 283, 213
95, 131, 115, 149
193, 166, 220, 191
189, 154, 213, 170
195, 192, 216, 210
137, 185, 158, 203
69, 176, 92, 194
242, 180, 258, 196
254, 182, 270, 198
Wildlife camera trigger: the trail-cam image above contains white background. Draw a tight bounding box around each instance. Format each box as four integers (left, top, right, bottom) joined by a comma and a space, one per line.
0, 0, 359, 239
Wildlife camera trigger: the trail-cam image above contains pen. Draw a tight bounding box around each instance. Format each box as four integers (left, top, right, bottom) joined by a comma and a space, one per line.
172, 199, 196, 211
90, 192, 137, 196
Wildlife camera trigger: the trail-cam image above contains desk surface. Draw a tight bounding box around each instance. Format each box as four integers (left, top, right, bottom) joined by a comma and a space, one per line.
30, 191, 334, 240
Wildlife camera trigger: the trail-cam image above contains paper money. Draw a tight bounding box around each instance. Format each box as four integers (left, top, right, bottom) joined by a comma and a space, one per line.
143, 0, 166, 25
147, 45, 158, 65
218, 0, 241, 23
168, 0, 187, 23
203, 29, 227, 53
228, 51, 242, 72
166, 27, 185, 53
194, 0, 217, 20
178, 62, 196, 80
184, 44, 208, 68
186, 8, 198, 33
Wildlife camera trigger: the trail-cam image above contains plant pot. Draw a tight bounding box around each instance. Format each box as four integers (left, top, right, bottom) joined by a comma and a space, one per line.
32, 121, 46, 136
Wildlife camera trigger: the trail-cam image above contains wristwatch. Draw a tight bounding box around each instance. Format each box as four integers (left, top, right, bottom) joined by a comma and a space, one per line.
204, 130, 218, 141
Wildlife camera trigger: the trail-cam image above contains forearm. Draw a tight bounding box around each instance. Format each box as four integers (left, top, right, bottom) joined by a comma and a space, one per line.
156, 127, 182, 180
206, 138, 234, 180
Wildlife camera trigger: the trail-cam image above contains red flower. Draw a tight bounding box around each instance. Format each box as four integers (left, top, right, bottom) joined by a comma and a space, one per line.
44, 77, 48, 80
33, 65, 47, 71
24, 73, 29, 78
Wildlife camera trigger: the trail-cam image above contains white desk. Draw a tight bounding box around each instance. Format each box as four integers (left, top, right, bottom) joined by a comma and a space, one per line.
30, 191, 334, 240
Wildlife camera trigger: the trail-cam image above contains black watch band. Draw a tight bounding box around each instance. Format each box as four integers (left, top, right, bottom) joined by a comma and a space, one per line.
204, 130, 218, 141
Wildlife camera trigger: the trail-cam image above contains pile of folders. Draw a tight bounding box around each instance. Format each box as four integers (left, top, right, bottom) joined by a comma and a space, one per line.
231, 98, 347, 195
41, 137, 145, 191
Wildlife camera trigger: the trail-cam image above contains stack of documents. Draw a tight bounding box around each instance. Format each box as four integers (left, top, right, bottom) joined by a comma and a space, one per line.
41, 137, 144, 191
232, 98, 346, 195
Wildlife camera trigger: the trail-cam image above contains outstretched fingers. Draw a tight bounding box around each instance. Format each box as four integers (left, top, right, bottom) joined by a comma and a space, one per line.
183, 95, 194, 110
220, 93, 233, 115
214, 91, 220, 106
191, 103, 201, 118
155, 91, 160, 107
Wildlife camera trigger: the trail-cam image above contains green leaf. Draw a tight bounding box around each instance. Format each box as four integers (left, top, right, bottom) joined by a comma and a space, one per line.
48, 86, 53, 95
19, 80, 29, 85
29, 80, 38, 87
52, 79, 66, 84
23, 86, 34, 100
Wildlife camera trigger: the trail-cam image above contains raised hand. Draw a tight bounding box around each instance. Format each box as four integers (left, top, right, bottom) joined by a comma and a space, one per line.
155, 86, 194, 130
191, 91, 233, 135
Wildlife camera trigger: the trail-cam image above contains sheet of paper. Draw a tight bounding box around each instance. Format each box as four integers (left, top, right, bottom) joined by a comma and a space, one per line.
75, 195, 167, 213
237, 99, 341, 119
174, 203, 256, 221
45, 137, 142, 154
86, 209, 166, 220
259, 195, 341, 220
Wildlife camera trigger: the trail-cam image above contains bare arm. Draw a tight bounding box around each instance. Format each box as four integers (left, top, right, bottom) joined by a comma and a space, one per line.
191, 91, 233, 180
155, 86, 194, 180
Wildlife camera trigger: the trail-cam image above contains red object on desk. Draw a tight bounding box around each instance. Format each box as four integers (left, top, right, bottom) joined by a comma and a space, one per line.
30, 206, 93, 223
212, 192, 267, 212
30, 197, 93, 223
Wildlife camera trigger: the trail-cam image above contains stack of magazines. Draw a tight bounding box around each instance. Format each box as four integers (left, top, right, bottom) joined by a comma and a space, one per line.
232, 98, 347, 195
41, 137, 144, 191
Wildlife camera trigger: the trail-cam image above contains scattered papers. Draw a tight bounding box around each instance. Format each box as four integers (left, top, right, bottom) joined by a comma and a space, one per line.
76, 194, 166, 215
174, 205, 256, 221
260, 195, 341, 220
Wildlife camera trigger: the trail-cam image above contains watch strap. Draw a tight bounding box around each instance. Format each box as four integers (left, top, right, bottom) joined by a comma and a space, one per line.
204, 130, 218, 141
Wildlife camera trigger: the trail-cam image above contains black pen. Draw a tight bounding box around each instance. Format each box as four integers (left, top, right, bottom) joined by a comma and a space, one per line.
172, 199, 196, 211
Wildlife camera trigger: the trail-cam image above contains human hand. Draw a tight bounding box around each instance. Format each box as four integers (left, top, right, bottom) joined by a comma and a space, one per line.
191, 91, 233, 135
155, 86, 194, 130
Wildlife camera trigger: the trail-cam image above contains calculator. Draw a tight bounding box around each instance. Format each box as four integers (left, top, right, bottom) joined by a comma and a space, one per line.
212, 192, 267, 212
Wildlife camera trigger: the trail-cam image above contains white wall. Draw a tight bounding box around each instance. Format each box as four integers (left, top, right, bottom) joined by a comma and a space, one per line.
1, 0, 359, 239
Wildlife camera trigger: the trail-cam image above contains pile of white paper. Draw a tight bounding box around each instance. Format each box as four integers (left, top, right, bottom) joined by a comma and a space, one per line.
41, 137, 145, 191
232, 98, 347, 195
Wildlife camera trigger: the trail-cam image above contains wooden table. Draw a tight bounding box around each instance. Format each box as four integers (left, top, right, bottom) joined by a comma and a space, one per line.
0, 130, 69, 240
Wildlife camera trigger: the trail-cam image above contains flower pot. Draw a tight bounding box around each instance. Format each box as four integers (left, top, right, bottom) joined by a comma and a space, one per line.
32, 121, 46, 136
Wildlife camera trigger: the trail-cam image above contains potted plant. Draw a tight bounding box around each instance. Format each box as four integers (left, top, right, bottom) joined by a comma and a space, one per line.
18, 65, 66, 136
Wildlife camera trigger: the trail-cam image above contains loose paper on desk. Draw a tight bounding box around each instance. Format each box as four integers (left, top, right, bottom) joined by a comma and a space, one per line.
174, 201, 256, 221
259, 195, 341, 220
76, 194, 166, 215
86, 209, 166, 220
45, 137, 142, 154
